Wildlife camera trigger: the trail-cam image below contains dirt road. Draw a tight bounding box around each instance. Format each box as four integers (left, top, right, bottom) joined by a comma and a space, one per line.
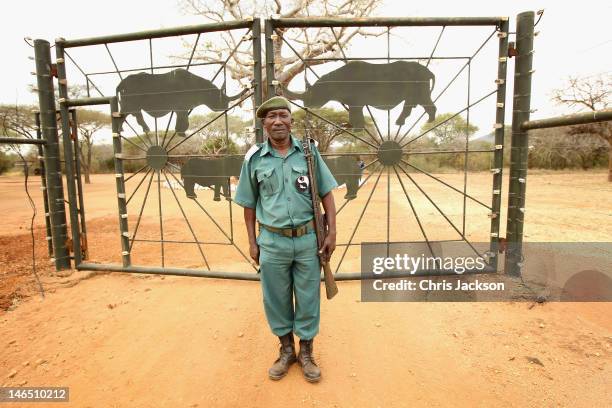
1, 171, 611, 407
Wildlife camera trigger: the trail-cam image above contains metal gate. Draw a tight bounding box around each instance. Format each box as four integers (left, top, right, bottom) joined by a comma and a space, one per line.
265, 16, 509, 277
30, 14, 546, 280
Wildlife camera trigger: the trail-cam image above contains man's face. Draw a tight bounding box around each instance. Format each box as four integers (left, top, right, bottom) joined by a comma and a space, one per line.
263, 108, 292, 142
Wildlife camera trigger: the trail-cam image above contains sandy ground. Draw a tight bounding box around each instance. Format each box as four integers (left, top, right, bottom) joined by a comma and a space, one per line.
1, 170, 611, 407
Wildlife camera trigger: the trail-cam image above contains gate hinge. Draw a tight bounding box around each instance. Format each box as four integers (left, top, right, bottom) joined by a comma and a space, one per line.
507, 42, 518, 58
50, 63, 58, 78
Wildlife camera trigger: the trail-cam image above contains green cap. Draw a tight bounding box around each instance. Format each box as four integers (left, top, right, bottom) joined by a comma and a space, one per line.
256, 96, 292, 118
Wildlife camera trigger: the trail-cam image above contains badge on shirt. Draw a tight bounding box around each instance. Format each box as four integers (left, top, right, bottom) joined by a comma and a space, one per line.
295, 175, 310, 192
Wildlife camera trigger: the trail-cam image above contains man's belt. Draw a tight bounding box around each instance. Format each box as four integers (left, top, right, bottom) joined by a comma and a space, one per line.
259, 220, 315, 238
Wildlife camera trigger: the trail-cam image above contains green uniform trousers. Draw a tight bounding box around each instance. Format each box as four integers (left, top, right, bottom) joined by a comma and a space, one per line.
257, 226, 321, 340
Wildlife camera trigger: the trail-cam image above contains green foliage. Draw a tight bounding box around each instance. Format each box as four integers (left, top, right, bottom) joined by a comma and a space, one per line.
292, 108, 378, 152
0, 150, 16, 175
199, 136, 239, 155
420, 112, 479, 145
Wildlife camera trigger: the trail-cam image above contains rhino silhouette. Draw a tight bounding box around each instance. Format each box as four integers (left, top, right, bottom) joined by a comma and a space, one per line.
116, 69, 244, 137
284, 61, 436, 130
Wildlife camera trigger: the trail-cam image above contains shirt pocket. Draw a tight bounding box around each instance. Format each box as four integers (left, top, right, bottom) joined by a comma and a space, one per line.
257, 167, 279, 197
291, 164, 312, 198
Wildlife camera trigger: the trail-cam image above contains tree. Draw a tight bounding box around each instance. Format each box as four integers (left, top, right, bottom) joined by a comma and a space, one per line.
552, 73, 612, 181
291, 108, 352, 152
199, 136, 239, 155
75, 109, 110, 183
0, 105, 39, 175
419, 112, 479, 146
180, 0, 383, 98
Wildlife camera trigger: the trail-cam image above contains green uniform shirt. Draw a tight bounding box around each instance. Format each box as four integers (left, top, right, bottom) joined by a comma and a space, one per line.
234, 135, 338, 228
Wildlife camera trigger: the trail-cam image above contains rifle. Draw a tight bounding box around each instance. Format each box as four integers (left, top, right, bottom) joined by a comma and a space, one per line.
302, 135, 338, 300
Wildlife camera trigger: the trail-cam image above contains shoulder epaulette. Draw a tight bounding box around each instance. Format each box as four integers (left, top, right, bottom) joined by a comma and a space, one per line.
244, 143, 261, 161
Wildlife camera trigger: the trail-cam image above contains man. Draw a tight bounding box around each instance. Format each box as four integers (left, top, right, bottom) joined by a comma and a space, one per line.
234, 96, 338, 383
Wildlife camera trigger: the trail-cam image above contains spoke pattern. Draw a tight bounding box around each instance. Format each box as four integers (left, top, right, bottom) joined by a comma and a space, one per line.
162, 170, 210, 270
334, 168, 383, 274
396, 162, 484, 259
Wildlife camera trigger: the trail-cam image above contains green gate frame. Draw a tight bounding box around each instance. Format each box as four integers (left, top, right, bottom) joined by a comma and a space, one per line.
22, 11, 612, 280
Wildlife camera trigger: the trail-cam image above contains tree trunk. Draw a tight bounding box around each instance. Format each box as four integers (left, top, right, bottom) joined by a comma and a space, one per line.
85, 141, 92, 184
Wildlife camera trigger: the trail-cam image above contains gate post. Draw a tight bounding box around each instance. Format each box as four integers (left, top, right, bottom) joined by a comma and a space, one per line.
34, 39, 70, 270
109, 97, 132, 268
55, 39, 83, 266
252, 18, 264, 143
34, 111, 54, 258
264, 19, 276, 99
489, 17, 509, 271
505, 11, 535, 277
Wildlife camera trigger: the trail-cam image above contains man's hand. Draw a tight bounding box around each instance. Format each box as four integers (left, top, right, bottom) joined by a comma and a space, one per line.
318, 232, 336, 262
250, 242, 260, 265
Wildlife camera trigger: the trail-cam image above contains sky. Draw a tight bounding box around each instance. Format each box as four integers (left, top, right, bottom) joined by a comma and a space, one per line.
1, 0, 610, 140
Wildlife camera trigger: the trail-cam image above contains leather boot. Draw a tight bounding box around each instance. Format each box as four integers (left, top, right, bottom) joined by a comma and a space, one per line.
268, 332, 296, 380
298, 338, 321, 383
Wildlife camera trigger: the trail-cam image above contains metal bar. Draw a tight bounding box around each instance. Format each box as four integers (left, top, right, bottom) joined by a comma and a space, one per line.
76, 262, 493, 280
86, 60, 223, 76
34, 111, 53, 257
336, 159, 379, 215
394, 26, 446, 141
505, 11, 535, 277
489, 18, 509, 271
287, 100, 379, 149
335, 168, 383, 273
279, 32, 322, 80
462, 60, 471, 236
270, 17, 506, 28
387, 27, 391, 140
162, 30, 251, 149
63, 51, 104, 97
158, 34, 201, 147
400, 159, 492, 210
427, 27, 445, 67
280, 27, 380, 147
264, 19, 276, 97
70, 109, 88, 260
156, 170, 165, 267
132, 239, 231, 245
302, 56, 471, 62
110, 97, 132, 267
400, 89, 497, 148
162, 170, 210, 270
166, 91, 254, 153
397, 162, 484, 259
406, 148, 495, 155
252, 18, 264, 142
104, 44, 123, 80
165, 170, 256, 270
124, 164, 148, 182
61, 97, 111, 107
396, 28, 498, 145
34, 39, 70, 270
392, 166, 435, 257
126, 168, 152, 205
365, 105, 386, 144
521, 109, 612, 130
61, 20, 254, 48
128, 171, 155, 252
386, 165, 390, 257
331, 27, 347, 60
0, 137, 45, 145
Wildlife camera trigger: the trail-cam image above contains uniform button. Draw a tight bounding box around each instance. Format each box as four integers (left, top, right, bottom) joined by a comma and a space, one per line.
285, 178, 288, 182
287, 197, 291, 201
